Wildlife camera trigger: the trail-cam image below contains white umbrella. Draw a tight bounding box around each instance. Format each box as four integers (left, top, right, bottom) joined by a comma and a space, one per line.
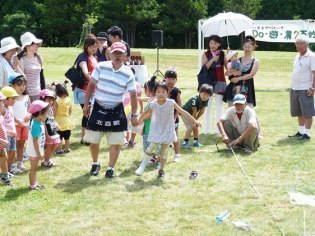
200, 12, 253, 47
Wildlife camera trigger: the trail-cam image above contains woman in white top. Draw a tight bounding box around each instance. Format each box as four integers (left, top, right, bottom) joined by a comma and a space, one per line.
0, 37, 23, 88
18, 32, 43, 102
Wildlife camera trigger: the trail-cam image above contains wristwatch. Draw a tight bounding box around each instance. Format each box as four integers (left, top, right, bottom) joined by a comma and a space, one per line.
309, 87, 315, 91
131, 114, 139, 117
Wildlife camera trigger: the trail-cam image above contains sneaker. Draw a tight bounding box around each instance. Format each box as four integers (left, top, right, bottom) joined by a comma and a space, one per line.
105, 169, 115, 178
243, 148, 254, 153
173, 155, 181, 163
288, 131, 303, 138
193, 141, 204, 147
90, 164, 101, 176
181, 142, 191, 148
80, 139, 90, 146
55, 150, 64, 155
157, 170, 165, 179
63, 149, 71, 153
127, 141, 136, 148
9, 167, 23, 175
41, 161, 58, 167
8, 172, 15, 178
23, 153, 29, 162
29, 185, 45, 190
299, 134, 310, 141
1, 177, 13, 186
17, 163, 29, 171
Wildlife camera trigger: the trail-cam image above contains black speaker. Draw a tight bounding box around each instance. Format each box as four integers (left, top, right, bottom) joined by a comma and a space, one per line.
152, 30, 163, 47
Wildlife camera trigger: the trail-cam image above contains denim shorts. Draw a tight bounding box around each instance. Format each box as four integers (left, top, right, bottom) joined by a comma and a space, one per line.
6, 135, 16, 151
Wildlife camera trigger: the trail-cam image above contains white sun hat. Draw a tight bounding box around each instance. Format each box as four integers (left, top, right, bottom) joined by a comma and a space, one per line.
226, 50, 238, 62
0, 37, 22, 54
20, 32, 43, 49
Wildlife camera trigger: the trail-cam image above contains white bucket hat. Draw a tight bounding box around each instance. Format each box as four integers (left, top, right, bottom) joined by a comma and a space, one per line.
20, 32, 43, 50
226, 50, 238, 62
0, 37, 22, 54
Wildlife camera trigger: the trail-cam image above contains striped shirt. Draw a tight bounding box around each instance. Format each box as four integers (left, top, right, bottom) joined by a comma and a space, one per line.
292, 49, 315, 90
20, 56, 41, 96
91, 61, 136, 108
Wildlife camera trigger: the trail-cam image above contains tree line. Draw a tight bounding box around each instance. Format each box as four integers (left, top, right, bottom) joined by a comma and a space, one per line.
0, 0, 314, 50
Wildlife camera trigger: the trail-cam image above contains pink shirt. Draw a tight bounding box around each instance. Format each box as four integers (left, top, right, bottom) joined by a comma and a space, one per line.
3, 107, 16, 135
123, 82, 142, 106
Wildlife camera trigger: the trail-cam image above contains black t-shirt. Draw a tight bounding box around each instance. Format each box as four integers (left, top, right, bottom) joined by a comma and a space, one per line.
123, 41, 131, 57
169, 87, 181, 124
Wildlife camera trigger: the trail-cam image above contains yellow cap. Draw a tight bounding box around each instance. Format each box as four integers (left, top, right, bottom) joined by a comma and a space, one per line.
0, 86, 19, 98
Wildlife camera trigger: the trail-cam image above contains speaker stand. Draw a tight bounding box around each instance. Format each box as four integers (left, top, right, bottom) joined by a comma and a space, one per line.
153, 47, 164, 78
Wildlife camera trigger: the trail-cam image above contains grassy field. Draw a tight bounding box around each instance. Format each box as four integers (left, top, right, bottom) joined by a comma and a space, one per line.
0, 48, 314, 235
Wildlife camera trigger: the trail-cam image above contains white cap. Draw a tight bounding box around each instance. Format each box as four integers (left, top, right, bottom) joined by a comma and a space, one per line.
0, 37, 22, 54
226, 50, 238, 62
20, 32, 43, 49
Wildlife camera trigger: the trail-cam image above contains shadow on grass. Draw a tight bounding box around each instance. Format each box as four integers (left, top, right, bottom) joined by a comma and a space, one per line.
275, 137, 306, 147
1, 187, 29, 201
124, 177, 164, 192
54, 173, 110, 193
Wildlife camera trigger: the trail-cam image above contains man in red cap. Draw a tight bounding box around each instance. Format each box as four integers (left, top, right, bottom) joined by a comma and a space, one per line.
83, 42, 137, 178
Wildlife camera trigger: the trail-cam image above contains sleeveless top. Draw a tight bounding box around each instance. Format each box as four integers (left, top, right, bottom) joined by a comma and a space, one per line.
240, 57, 256, 106
169, 87, 181, 124
0, 116, 8, 150
3, 107, 16, 134
204, 50, 226, 95
13, 95, 30, 126
148, 99, 177, 144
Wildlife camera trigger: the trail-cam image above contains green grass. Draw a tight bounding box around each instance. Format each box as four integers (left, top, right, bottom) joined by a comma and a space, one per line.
1, 48, 315, 235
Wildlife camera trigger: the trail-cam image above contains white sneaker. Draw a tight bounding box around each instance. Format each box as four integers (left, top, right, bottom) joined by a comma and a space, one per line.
135, 154, 151, 176
173, 154, 181, 163
18, 163, 29, 171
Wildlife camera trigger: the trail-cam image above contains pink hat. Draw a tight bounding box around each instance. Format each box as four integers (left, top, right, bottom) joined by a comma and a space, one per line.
29, 100, 49, 114
110, 42, 126, 53
39, 89, 55, 99
0, 92, 6, 100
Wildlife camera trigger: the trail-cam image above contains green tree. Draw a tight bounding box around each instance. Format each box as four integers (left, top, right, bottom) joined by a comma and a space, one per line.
221, 0, 262, 19
34, 0, 87, 46
0, 11, 38, 40
92, 0, 159, 47
156, 0, 207, 48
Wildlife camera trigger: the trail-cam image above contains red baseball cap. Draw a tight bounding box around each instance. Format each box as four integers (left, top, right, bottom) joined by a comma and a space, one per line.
110, 42, 126, 53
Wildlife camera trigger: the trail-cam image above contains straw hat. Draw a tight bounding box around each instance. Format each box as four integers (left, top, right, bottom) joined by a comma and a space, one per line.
20, 32, 43, 50
0, 37, 22, 54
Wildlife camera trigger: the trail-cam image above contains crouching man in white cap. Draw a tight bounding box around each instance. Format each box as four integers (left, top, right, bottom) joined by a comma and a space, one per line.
217, 94, 259, 153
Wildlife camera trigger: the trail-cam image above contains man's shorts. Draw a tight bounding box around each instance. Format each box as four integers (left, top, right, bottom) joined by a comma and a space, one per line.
16, 125, 28, 141
6, 135, 16, 152
84, 130, 125, 145
290, 89, 315, 117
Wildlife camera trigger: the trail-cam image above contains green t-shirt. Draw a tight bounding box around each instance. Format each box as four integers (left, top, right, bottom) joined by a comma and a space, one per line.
143, 99, 153, 134
182, 94, 208, 115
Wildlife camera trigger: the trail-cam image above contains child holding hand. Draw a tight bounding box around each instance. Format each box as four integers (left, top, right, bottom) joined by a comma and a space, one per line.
138, 82, 201, 178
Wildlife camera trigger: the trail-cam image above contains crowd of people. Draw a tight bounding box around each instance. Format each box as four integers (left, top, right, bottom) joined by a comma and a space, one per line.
0, 25, 314, 189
